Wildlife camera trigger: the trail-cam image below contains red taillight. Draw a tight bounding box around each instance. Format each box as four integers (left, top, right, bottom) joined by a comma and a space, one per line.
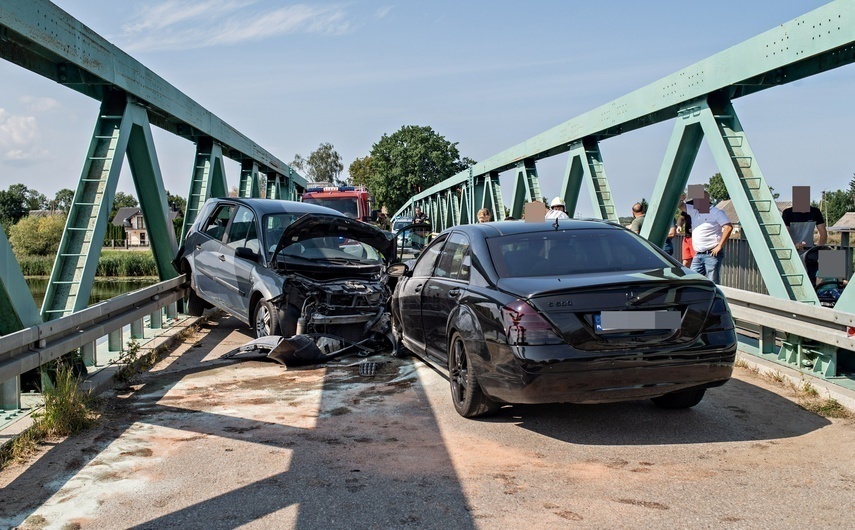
501, 300, 563, 346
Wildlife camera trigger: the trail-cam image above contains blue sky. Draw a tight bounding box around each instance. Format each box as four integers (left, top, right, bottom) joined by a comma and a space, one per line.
0, 0, 852, 217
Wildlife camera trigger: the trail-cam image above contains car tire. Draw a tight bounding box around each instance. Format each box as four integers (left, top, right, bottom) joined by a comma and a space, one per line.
651, 388, 706, 409
253, 299, 298, 339
183, 262, 209, 317
448, 332, 498, 418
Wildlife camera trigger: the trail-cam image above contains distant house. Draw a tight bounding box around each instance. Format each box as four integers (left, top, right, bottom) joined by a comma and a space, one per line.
111, 207, 179, 246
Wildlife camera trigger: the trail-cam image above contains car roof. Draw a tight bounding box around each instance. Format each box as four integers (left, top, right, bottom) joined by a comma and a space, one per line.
446, 218, 624, 237
204, 197, 343, 217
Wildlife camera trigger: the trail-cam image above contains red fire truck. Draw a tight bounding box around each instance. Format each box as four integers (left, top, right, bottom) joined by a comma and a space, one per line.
301, 183, 375, 222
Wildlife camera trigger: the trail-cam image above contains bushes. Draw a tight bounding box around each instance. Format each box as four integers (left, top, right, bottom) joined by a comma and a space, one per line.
9, 214, 66, 255
97, 251, 157, 277
18, 252, 157, 277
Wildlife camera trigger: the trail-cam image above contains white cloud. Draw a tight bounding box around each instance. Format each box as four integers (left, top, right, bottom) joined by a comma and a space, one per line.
0, 108, 49, 163
122, 1, 352, 52
375, 6, 393, 20
19, 96, 60, 112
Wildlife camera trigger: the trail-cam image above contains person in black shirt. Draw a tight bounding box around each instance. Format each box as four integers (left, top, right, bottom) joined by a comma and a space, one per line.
781, 205, 826, 288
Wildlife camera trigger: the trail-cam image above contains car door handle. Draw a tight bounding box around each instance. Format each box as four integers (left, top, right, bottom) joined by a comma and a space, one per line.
218, 254, 226, 262
195, 245, 201, 251
414, 284, 423, 293
448, 288, 461, 298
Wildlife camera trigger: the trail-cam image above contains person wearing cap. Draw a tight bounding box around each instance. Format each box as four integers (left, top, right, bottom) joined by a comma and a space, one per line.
375, 210, 391, 231
545, 197, 569, 220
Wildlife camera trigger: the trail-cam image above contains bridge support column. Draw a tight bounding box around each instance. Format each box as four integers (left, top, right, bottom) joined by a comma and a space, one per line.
180, 137, 228, 244
509, 159, 542, 219
239, 160, 260, 198
645, 96, 816, 303
267, 173, 282, 200
560, 139, 617, 220
81, 341, 97, 367
2, 377, 20, 411
131, 318, 145, 339
108, 328, 123, 352
151, 308, 163, 329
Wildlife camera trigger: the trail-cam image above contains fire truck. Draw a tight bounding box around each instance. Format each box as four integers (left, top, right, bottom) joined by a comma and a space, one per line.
301, 183, 375, 222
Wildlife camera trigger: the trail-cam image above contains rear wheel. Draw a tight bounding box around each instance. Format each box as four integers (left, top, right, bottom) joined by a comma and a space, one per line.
448, 332, 498, 418
651, 388, 706, 409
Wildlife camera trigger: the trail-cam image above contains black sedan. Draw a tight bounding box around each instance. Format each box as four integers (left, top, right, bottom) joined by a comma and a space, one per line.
389, 220, 737, 418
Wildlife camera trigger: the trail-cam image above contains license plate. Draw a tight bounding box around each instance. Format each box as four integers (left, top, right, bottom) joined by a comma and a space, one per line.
594, 311, 680, 333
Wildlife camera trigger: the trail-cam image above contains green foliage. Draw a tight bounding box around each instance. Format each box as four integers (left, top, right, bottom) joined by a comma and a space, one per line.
815, 189, 853, 227
110, 192, 138, 219
293, 143, 345, 185
365, 125, 472, 214
349, 156, 374, 187
705, 173, 729, 204
51, 188, 75, 213
97, 251, 157, 277
0, 184, 31, 228
9, 214, 67, 255
17, 255, 54, 276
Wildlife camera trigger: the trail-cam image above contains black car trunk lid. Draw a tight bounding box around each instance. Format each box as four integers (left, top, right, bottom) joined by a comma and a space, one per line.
499, 269, 718, 351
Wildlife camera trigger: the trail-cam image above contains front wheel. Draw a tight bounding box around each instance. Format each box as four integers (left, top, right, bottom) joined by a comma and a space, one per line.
448, 332, 498, 418
651, 388, 706, 409
253, 299, 282, 338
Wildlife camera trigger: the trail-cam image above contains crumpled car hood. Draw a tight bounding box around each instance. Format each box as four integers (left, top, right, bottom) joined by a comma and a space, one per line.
272, 213, 395, 262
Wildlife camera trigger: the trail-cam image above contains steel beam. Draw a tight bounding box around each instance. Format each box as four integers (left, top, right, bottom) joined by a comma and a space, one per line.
509, 159, 541, 219
239, 160, 261, 198
180, 138, 228, 243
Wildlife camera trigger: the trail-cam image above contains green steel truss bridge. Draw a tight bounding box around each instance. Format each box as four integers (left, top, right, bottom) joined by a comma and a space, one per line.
1, 1, 855, 411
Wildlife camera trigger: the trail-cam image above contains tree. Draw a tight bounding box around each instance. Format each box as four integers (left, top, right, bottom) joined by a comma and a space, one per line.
349, 156, 374, 187
293, 143, 345, 185
366, 125, 473, 214
24, 189, 47, 210
817, 189, 853, 227
110, 192, 138, 219
705, 173, 729, 204
0, 184, 30, 228
52, 188, 75, 213
9, 213, 67, 256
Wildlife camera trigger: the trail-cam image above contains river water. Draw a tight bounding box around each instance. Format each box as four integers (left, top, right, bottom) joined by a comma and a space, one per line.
25, 277, 158, 308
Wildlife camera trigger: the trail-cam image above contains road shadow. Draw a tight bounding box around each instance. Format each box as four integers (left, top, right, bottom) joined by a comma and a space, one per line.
487, 378, 831, 445
0, 316, 475, 529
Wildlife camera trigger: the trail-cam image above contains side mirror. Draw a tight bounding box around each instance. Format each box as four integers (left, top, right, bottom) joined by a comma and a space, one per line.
387, 262, 410, 278
371, 210, 379, 222
235, 247, 259, 262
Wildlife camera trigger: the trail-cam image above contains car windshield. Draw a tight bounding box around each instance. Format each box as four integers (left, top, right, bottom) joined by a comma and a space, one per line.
488, 228, 674, 278
278, 236, 384, 263
302, 197, 359, 218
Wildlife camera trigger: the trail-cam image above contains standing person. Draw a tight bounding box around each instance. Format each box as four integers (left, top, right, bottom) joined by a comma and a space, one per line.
629, 203, 645, 234
677, 210, 694, 267
782, 203, 827, 288
375, 210, 391, 231
662, 219, 677, 256
413, 206, 429, 223
545, 197, 569, 220
477, 208, 491, 223
678, 195, 733, 283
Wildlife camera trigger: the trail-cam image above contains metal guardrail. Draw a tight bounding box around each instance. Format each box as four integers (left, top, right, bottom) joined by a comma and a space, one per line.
0, 276, 187, 385
720, 286, 855, 381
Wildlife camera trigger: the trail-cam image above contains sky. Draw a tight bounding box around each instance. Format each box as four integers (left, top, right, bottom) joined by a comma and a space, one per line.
0, 0, 853, 217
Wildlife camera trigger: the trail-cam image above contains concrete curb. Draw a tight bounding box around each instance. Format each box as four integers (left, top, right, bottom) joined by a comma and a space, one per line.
735, 351, 855, 413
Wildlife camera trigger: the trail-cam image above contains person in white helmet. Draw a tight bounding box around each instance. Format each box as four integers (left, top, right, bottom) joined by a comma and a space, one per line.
545, 197, 569, 220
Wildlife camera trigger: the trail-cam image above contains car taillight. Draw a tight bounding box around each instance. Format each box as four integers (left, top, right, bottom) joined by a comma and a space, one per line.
703, 296, 734, 332
501, 300, 563, 346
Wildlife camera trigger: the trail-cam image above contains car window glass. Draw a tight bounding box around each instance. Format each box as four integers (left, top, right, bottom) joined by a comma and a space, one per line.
434, 232, 469, 280
412, 235, 448, 277
264, 213, 298, 253
225, 206, 258, 252
488, 228, 673, 278
203, 205, 234, 241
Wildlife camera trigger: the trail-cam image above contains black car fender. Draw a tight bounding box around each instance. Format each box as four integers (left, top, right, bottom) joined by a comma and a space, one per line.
445, 300, 489, 367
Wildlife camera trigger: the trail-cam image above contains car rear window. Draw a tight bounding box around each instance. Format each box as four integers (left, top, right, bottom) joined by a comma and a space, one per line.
488, 228, 673, 278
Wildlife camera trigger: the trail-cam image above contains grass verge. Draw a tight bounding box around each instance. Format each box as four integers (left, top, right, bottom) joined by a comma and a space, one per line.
0, 363, 98, 470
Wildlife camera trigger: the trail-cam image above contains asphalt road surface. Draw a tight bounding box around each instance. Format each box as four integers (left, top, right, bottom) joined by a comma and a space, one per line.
1, 315, 853, 529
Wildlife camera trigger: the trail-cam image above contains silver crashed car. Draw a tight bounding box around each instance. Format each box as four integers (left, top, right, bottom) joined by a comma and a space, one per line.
175, 198, 396, 342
